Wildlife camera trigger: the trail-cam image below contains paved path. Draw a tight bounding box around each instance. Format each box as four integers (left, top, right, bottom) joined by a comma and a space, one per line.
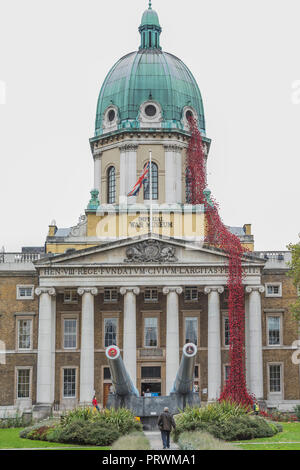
144, 431, 179, 451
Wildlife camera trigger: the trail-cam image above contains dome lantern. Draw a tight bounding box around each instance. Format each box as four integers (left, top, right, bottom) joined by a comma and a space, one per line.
139, 1, 162, 50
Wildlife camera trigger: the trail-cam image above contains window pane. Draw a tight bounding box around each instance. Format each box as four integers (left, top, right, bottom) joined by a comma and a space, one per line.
224, 317, 230, 347
17, 369, 30, 398
107, 167, 116, 203
269, 365, 281, 392
144, 317, 158, 347
185, 287, 198, 302
64, 319, 77, 349
225, 365, 231, 383
268, 317, 280, 345
63, 369, 76, 398
104, 289, 118, 302
18, 287, 33, 298
18, 320, 31, 349
141, 366, 161, 378
144, 162, 158, 200
185, 318, 198, 345
104, 318, 117, 347
144, 289, 158, 302
186, 167, 193, 203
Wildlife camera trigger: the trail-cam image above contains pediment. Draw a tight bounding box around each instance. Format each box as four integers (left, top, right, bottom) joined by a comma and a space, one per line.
36, 235, 264, 268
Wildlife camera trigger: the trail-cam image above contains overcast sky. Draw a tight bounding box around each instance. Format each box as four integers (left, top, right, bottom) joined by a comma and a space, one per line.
0, 0, 299, 252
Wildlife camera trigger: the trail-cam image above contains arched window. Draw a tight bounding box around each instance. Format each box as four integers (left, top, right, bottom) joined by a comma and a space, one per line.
186, 166, 193, 203
144, 162, 158, 200
107, 166, 116, 203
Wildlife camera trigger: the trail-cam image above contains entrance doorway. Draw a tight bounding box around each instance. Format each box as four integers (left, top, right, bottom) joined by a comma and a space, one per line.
141, 382, 161, 397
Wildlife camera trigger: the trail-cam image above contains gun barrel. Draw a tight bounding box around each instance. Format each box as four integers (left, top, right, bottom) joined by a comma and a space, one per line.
171, 343, 197, 395
105, 345, 139, 397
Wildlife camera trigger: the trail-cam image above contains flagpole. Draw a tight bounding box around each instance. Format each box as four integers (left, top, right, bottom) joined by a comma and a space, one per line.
149, 150, 153, 233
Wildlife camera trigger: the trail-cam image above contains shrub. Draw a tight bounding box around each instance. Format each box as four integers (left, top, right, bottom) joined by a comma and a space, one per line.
172, 402, 282, 442
27, 426, 55, 441
111, 432, 151, 450
19, 419, 59, 439
53, 420, 120, 446
294, 405, 300, 420
0, 410, 28, 429
178, 431, 240, 450
60, 406, 142, 435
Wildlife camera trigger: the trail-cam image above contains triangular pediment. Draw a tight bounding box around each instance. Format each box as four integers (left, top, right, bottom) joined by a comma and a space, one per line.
35, 234, 264, 267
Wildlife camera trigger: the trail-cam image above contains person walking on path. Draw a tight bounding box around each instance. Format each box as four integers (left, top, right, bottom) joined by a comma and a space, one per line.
157, 407, 176, 449
92, 395, 100, 412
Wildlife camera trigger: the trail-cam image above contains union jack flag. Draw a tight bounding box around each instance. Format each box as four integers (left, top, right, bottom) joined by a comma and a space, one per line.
127, 162, 150, 197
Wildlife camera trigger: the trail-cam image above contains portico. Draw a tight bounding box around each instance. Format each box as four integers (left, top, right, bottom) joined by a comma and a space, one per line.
33, 234, 265, 408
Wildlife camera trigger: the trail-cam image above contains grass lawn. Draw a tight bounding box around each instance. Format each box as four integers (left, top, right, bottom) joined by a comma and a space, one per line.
234, 422, 300, 450
0, 428, 110, 450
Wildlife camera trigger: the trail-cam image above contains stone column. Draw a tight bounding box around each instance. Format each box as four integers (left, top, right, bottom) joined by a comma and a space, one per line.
77, 287, 98, 404
35, 287, 56, 405
164, 145, 179, 204
119, 144, 138, 204
245, 286, 264, 399
163, 287, 183, 394
93, 153, 102, 198
204, 286, 224, 401
120, 287, 140, 386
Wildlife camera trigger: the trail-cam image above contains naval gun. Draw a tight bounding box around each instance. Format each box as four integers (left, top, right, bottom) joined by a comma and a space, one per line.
105, 343, 200, 429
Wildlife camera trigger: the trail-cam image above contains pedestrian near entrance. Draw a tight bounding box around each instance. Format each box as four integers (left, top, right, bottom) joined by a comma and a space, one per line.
92, 395, 100, 412
253, 401, 260, 416
157, 407, 176, 449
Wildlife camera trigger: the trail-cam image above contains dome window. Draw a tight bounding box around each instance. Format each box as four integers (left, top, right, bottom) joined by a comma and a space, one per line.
182, 106, 198, 132
185, 110, 194, 121
108, 109, 116, 122
139, 101, 162, 129
145, 104, 157, 117
102, 105, 119, 134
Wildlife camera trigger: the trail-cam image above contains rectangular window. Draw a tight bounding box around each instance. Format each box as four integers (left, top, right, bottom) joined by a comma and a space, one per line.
141, 366, 161, 379
17, 286, 34, 300
18, 319, 32, 350
144, 317, 158, 347
104, 289, 118, 303
64, 290, 78, 303
224, 316, 230, 347
225, 365, 231, 383
184, 287, 198, 302
185, 317, 198, 345
103, 367, 111, 380
63, 368, 76, 398
63, 319, 77, 349
144, 289, 158, 303
269, 364, 281, 393
17, 369, 30, 398
104, 318, 118, 347
265, 284, 282, 297
268, 316, 281, 346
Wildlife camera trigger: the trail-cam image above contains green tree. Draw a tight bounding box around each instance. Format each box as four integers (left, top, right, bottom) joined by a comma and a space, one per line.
287, 242, 300, 322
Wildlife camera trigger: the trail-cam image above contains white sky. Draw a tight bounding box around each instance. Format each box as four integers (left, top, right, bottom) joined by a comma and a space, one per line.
0, 0, 299, 252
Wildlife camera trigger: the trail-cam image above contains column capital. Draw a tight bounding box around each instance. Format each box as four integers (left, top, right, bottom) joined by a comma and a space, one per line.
93, 151, 103, 160
77, 287, 98, 296
162, 286, 183, 295
204, 286, 224, 295
120, 287, 140, 296
245, 286, 265, 294
35, 287, 56, 297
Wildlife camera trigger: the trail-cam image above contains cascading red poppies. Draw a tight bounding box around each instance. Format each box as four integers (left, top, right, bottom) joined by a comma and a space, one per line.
186, 117, 254, 407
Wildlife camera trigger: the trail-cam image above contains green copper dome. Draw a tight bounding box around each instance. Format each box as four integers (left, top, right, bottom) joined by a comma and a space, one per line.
94, 4, 205, 137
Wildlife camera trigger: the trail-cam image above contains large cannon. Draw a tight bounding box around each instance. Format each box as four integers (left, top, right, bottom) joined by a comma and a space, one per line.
105, 343, 200, 429
105, 345, 139, 397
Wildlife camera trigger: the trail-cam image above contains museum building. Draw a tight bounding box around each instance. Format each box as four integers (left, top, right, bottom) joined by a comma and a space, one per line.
0, 3, 299, 416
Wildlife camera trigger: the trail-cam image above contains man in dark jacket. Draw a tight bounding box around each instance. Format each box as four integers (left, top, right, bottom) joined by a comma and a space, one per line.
157, 407, 176, 449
